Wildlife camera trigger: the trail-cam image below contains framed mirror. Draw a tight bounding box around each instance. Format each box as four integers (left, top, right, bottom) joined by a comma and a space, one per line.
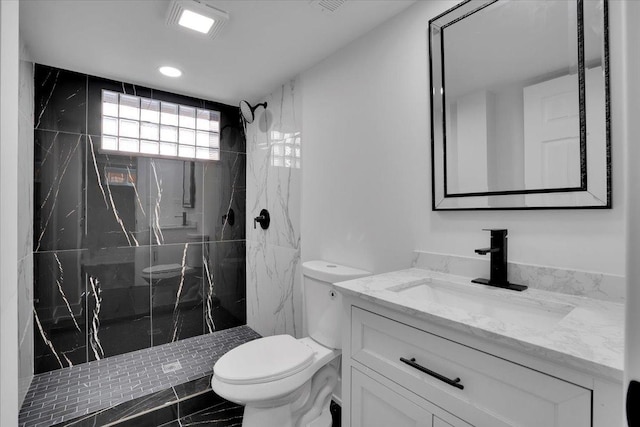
429, 0, 610, 210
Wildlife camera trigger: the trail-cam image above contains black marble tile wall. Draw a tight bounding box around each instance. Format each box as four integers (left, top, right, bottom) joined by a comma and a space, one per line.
35, 66, 87, 134
33, 63, 247, 374
33, 250, 87, 372
34, 131, 86, 252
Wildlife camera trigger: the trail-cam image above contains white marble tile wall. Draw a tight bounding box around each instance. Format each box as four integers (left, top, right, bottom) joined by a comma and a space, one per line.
412, 251, 625, 303
246, 79, 303, 338
18, 58, 34, 405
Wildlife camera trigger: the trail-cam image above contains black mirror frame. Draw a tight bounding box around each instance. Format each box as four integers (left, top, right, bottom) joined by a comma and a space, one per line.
429, 0, 611, 211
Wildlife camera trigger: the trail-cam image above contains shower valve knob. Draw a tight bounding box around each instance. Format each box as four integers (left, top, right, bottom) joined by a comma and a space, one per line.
222, 208, 235, 226
253, 209, 270, 230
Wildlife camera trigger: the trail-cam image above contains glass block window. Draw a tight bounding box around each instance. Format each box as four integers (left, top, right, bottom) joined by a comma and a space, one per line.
270, 131, 301, 168
101, 90, 220, 161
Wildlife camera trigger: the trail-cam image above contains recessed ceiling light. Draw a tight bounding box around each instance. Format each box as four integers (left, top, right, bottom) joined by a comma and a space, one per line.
167, 0, 229, 40
159, 66, 182, 78
178, 9, 214, 34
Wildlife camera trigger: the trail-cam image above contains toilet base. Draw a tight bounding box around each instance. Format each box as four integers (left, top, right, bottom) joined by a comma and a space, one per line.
240, 364, 338, 427
243, 405, 299, 427
242, 397, 333, 427
307, 406, 332, 427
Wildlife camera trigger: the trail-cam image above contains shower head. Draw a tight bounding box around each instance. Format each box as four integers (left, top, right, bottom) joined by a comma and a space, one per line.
239, 100, 267, 124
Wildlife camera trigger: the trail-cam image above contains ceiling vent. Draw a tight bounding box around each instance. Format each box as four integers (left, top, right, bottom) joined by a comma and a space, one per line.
167, 0, 229, 39
309, 0, 347, 13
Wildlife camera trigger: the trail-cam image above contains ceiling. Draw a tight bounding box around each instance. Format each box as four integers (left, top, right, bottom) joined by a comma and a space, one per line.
20, 0, 415, 106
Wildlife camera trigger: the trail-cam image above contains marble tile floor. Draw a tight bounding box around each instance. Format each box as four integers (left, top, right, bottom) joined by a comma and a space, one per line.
20, 326, 261, 427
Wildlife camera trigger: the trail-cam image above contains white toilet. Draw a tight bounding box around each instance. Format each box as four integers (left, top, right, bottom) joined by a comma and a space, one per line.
211, 260, 371, 427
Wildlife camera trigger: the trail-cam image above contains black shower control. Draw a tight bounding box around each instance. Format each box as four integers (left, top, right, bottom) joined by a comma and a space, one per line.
254, 209, 270, 230
222, 208, 235, 226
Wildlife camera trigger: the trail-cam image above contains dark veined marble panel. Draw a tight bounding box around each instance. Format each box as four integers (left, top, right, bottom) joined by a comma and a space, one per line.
206, 241, 246, 329
34, 64, 87, 134
202, 151, 246, 243
34, 250, 87, 374
65, 389, 179, 427
147, 157, 204, 247
85, 136, 152, 250
175, 396, 244, 427
83, 246, 152, 361
34, 131, 86, 252
149, 243, 205, 346
149, 88, 209, 109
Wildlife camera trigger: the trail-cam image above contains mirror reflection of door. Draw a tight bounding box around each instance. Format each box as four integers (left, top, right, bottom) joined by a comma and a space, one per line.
523, 72, 581, 205
523, 66, 605, 205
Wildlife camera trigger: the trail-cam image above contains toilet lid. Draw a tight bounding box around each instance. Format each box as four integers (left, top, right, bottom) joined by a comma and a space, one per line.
142, 264, 183, 274
214, 335, 314, 385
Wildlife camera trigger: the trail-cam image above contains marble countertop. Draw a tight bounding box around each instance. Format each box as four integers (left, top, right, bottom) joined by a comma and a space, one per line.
334, 268, 624, 381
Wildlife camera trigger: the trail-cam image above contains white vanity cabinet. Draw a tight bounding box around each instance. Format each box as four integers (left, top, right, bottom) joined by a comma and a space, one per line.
351, 366, 471, 427
341, 297, 622, 427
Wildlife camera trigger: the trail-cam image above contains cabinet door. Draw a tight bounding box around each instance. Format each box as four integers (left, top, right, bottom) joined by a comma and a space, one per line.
352, 368, 433, 427
351, 307, 591, 427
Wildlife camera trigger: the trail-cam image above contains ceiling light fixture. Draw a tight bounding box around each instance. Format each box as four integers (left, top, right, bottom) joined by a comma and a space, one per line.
178, 9, 214, 34
167, 0, 229, 39
159, 66, 182, 78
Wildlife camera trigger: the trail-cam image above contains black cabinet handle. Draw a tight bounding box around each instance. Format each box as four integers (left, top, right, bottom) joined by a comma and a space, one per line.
400, 357, 464, 390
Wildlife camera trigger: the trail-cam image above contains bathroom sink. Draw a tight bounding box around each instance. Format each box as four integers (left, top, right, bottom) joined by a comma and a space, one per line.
389, 279, 573, 330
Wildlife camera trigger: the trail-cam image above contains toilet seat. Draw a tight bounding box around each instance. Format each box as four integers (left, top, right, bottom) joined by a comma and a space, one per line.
212, 336, 339, 405
214, 335, 314, 385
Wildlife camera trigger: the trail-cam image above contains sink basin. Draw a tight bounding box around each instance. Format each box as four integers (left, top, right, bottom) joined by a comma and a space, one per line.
389, 279, 574, 330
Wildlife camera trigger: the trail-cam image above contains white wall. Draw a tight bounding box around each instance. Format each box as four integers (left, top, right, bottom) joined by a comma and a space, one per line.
301, 0, 625, 278
0, 0, 21, 424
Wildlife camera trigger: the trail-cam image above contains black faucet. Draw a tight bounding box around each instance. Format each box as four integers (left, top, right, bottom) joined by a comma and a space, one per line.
472, 229, 527, 291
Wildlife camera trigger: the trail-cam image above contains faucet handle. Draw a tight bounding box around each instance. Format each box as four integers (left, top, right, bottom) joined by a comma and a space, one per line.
483, 229, 508, 241
475, 247, 498, 255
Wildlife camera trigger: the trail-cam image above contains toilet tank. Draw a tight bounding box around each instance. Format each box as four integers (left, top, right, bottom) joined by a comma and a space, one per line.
302, 260, 371, 349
